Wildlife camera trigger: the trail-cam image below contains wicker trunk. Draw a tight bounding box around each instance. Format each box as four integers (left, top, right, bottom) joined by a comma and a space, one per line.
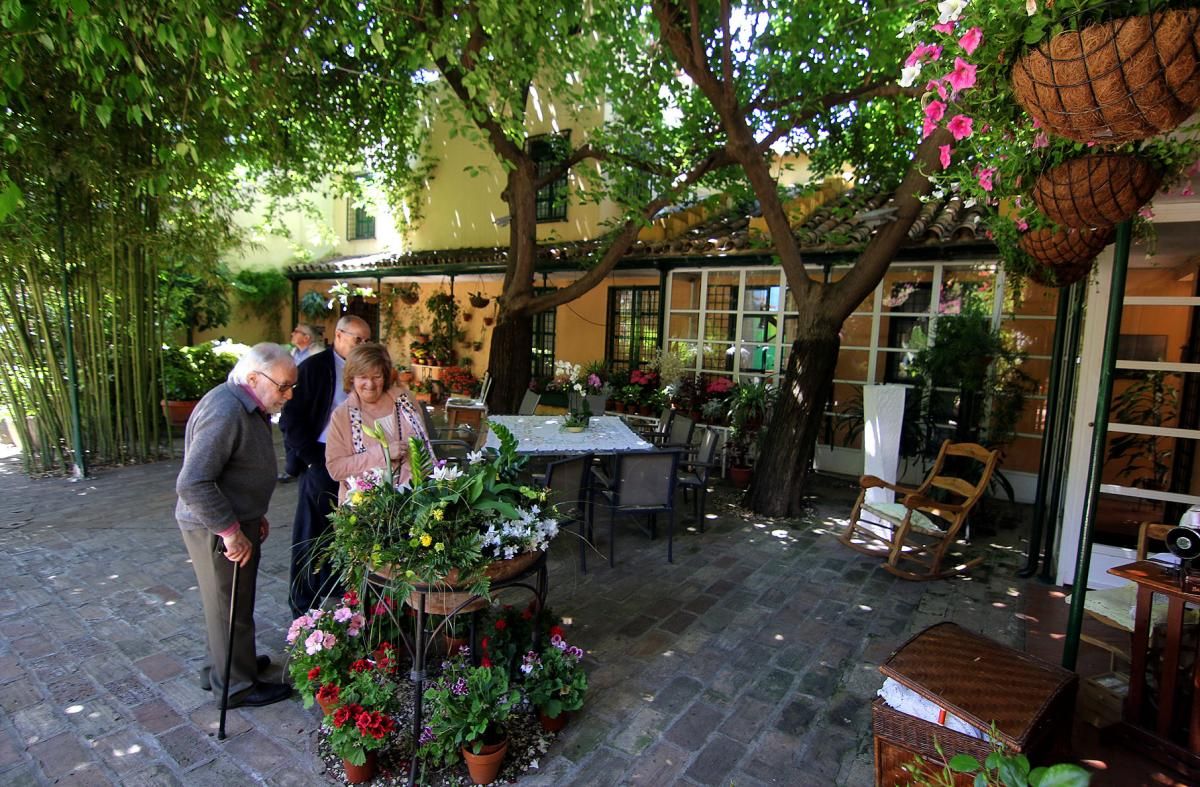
873, 623, 1078, 786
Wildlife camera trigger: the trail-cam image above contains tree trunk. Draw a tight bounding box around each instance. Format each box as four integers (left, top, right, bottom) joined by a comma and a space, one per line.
744, 321, 841, 517
486, 311, 534, 414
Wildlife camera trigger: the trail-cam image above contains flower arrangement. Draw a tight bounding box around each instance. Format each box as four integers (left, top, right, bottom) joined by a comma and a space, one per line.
418, 650, 521, 766
327, 281, 375, 311
324, 659, 399, 767
286, 590, 369, 708
441, 365, 478, 396
544, 360, 582, 393
705, 376, 735, 399
324, 423, 559, 605
479, 600, 560, 674
629, 368, 661, 406
520, 627, 588, 721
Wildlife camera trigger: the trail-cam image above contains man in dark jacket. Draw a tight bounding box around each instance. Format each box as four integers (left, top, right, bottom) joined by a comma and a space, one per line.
175, 343, 296, 708
279, 314, 370, 617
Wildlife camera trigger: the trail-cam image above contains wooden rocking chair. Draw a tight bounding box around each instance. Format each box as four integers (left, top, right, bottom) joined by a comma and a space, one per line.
839, 440, 999, 580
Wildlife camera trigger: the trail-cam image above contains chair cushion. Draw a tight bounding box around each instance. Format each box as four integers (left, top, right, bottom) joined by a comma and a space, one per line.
1066, 583, 1196, 632
861, 502, 943, 535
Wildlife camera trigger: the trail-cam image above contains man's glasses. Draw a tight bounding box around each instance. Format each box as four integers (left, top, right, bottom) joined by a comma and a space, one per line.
337, 328, 369, 346
256, 370, 298, 394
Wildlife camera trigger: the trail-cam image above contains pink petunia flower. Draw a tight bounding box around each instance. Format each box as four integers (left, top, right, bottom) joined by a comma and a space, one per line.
304, 630, 325, 655
333, 606, 353, 623
1016, 219, 1029, 231
1138, 205, 1155, 220
939, 144, 953, 170
958, 27, 982, 55
1033, 132, 1049, 149
933, 21, 956, 34
946, 114, 973, 140
924, 100, 946, 123
976, 167, 996, 192
925, 79, 948, 101
922, 118, 939, 139
946, 57, 977, 93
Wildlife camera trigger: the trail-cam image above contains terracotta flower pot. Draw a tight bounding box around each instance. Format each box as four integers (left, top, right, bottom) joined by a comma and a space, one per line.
462, 738, 507, 785
1012, 9, 1200, 144
537, 709, 569, 732
342, 751, 377, 785
316, 692, 337, 716
729, 465, 753, 489
162, 399, 198, 428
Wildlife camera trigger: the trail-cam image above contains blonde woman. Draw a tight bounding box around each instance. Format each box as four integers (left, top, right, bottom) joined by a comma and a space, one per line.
325, 344, 430, 504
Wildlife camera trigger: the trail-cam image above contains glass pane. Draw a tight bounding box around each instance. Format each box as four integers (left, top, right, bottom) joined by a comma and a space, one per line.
669, 340, 699, 368
1004, 436, 1044, 475
840, 315, 872, 347
736, 343, 776, 374
706, 271, 739, 311
881, 267, 934, 313
879, 314, 928, 350
743, 271, 781, 311
1005, 280, 1059, 316
1119, 304, 1191, 364
740, 314, 780, 343
826, 382, 864, 449
1001, 318, 1056, 358
701, 342, 735, 372
669, 313, 699, 339
670, 272, 701, 310
938, 267, 996, 315
704, 314, 735, 342
878, 347, 919, 384
834, 350, 869, 382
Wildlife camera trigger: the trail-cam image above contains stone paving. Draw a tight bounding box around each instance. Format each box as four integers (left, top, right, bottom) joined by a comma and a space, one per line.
0, 438, 1034, 786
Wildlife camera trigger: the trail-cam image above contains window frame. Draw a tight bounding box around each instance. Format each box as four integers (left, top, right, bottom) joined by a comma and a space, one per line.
527, 131, 570, 223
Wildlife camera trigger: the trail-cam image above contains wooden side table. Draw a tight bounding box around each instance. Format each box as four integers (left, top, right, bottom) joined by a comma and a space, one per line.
1108, 560, 1200, 777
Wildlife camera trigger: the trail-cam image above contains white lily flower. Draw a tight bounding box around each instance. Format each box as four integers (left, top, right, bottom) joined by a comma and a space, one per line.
432, 464, 464, 482
467, 450, 485, 465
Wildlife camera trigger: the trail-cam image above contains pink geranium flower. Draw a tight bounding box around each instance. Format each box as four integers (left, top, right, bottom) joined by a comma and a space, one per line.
958, 27, 982, 55
946, 114, 973, 140
946, 57, 977, 93
939, 144, 953, 170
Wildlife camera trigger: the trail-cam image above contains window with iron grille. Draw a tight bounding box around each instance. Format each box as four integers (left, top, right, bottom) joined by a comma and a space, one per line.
345, 201, 376, 241
527, 132, 569, 223
606, 286, 660, 373
531, 300, 557, 379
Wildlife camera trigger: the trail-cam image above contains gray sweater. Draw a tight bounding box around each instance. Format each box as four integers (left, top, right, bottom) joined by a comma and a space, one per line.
175, 380, 277, 532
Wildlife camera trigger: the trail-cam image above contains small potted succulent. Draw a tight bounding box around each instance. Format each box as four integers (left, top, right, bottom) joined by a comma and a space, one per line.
418, 650, 521, 784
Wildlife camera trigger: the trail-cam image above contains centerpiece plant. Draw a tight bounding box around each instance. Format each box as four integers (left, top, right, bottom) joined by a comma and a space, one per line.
418, 650, 521, 783
324, 423, 559, 611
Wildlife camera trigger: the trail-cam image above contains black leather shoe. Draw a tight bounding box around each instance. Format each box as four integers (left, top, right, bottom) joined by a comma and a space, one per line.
276, 473, 295, 483
225, 681, 292, 709
200, 654, 271, 691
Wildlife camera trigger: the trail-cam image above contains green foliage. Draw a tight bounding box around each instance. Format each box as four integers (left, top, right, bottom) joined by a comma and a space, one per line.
904, 736, 1090, 787
299, 290, 331, 322
160, 342, 240, 401
418, 652, 520, 766
161, 262, 232, 343
324, 422, 557, 605
728, 380, 777, 465
1108, 371, 1179, 491
424, 292, 461, 366
284, 591, 371, 708
520, 630, 588, 719
231, 268, 290, 341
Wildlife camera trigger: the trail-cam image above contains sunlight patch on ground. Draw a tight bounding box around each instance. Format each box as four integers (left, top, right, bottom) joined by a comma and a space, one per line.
1006, 587, 1021, 597
1015, 612, 1039, 623
858, 604, 872, 612
65, 704, 83, 714
112, 744, 143, 757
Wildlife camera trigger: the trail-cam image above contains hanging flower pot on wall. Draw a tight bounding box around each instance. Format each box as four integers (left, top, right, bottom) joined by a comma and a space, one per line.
1011, 9, 1200, 144
1017, 224, 1115, 288
1032, 153, 1162, 229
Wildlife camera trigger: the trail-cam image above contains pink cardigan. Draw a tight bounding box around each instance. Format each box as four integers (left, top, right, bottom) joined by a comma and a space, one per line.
324, 390, 429, 504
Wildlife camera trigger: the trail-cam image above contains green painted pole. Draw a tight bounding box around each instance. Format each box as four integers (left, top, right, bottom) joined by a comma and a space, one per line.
56, 186, 88, 479
1062, 219, 1132, 670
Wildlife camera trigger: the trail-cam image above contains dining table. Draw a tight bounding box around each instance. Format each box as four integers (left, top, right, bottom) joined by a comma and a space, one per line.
484, 414, 653, 456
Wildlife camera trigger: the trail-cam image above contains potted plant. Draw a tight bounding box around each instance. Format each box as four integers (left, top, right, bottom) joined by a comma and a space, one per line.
324, 662, 399, 784
726, 380, 776, 488
521, 626, 588, 732
324, 423, 560, 613
468, 291, 491, 309
160, 342, 241, 427
396, 282, 421, 305
418, 651, 521, 784
285, 589, 368, 712
299, 289, 332, 323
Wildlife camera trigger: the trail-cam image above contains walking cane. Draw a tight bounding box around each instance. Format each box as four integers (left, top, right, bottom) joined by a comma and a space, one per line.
218, 543, 242, 741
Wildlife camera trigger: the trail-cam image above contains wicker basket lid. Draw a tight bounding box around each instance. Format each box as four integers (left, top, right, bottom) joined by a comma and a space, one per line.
879, 622, 1077, 749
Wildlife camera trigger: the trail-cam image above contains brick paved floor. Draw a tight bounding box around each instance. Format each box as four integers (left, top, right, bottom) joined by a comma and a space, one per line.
0, 439, 1035, 786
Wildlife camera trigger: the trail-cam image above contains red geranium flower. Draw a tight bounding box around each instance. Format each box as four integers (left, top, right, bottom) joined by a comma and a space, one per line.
332, 702, 361, 729
350, 659, 372, 673
342, 589, 359, 606
481, 656, 493, 668
548, 625, 565, 639
521, 609, 533, 621
481, 636, 490, 651
316, 683, 340, 705
307, 666, 321, 681
494, 619, 507, 631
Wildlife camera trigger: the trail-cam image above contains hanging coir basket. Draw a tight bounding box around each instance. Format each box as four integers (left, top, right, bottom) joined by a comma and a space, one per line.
1017, 225, 1116, 287
1031, 153, 1162, 229
1011, 9, 1200, 144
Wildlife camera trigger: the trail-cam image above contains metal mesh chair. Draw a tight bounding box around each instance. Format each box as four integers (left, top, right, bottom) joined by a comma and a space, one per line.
543, 453, 594, 572
653, 413, 695, 450
518, 390, 541, 416
589, 450, 682, 565
677, 426, 720, 530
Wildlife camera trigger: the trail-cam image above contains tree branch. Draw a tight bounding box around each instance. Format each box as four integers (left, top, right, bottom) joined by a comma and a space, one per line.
754, 82, 922, 154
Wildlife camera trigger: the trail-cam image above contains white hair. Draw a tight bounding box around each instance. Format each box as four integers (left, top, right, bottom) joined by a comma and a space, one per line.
229, 343, 294, 385
337, 314, 369, 333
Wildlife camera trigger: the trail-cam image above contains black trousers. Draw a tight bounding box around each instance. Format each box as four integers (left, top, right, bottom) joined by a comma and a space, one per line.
289, 460, 340, 618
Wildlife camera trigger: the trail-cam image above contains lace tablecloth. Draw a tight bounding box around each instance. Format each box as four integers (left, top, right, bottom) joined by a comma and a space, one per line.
485, 415, 653, 456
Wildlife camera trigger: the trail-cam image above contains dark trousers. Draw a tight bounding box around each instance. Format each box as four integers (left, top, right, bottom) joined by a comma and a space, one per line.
289, 460, 340, 618
181, 521, 262, 697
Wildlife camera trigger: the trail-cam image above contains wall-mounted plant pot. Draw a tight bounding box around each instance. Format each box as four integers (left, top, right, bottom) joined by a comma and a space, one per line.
1032, 153, 1162, 229
1012, 9, 1200, 144
469, 295, 491, 309
483, 317, 495, 327
1018, 225, 1115, 288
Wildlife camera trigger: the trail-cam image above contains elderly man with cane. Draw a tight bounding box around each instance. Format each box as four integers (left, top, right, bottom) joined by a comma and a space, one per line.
175, 343, 295, 711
